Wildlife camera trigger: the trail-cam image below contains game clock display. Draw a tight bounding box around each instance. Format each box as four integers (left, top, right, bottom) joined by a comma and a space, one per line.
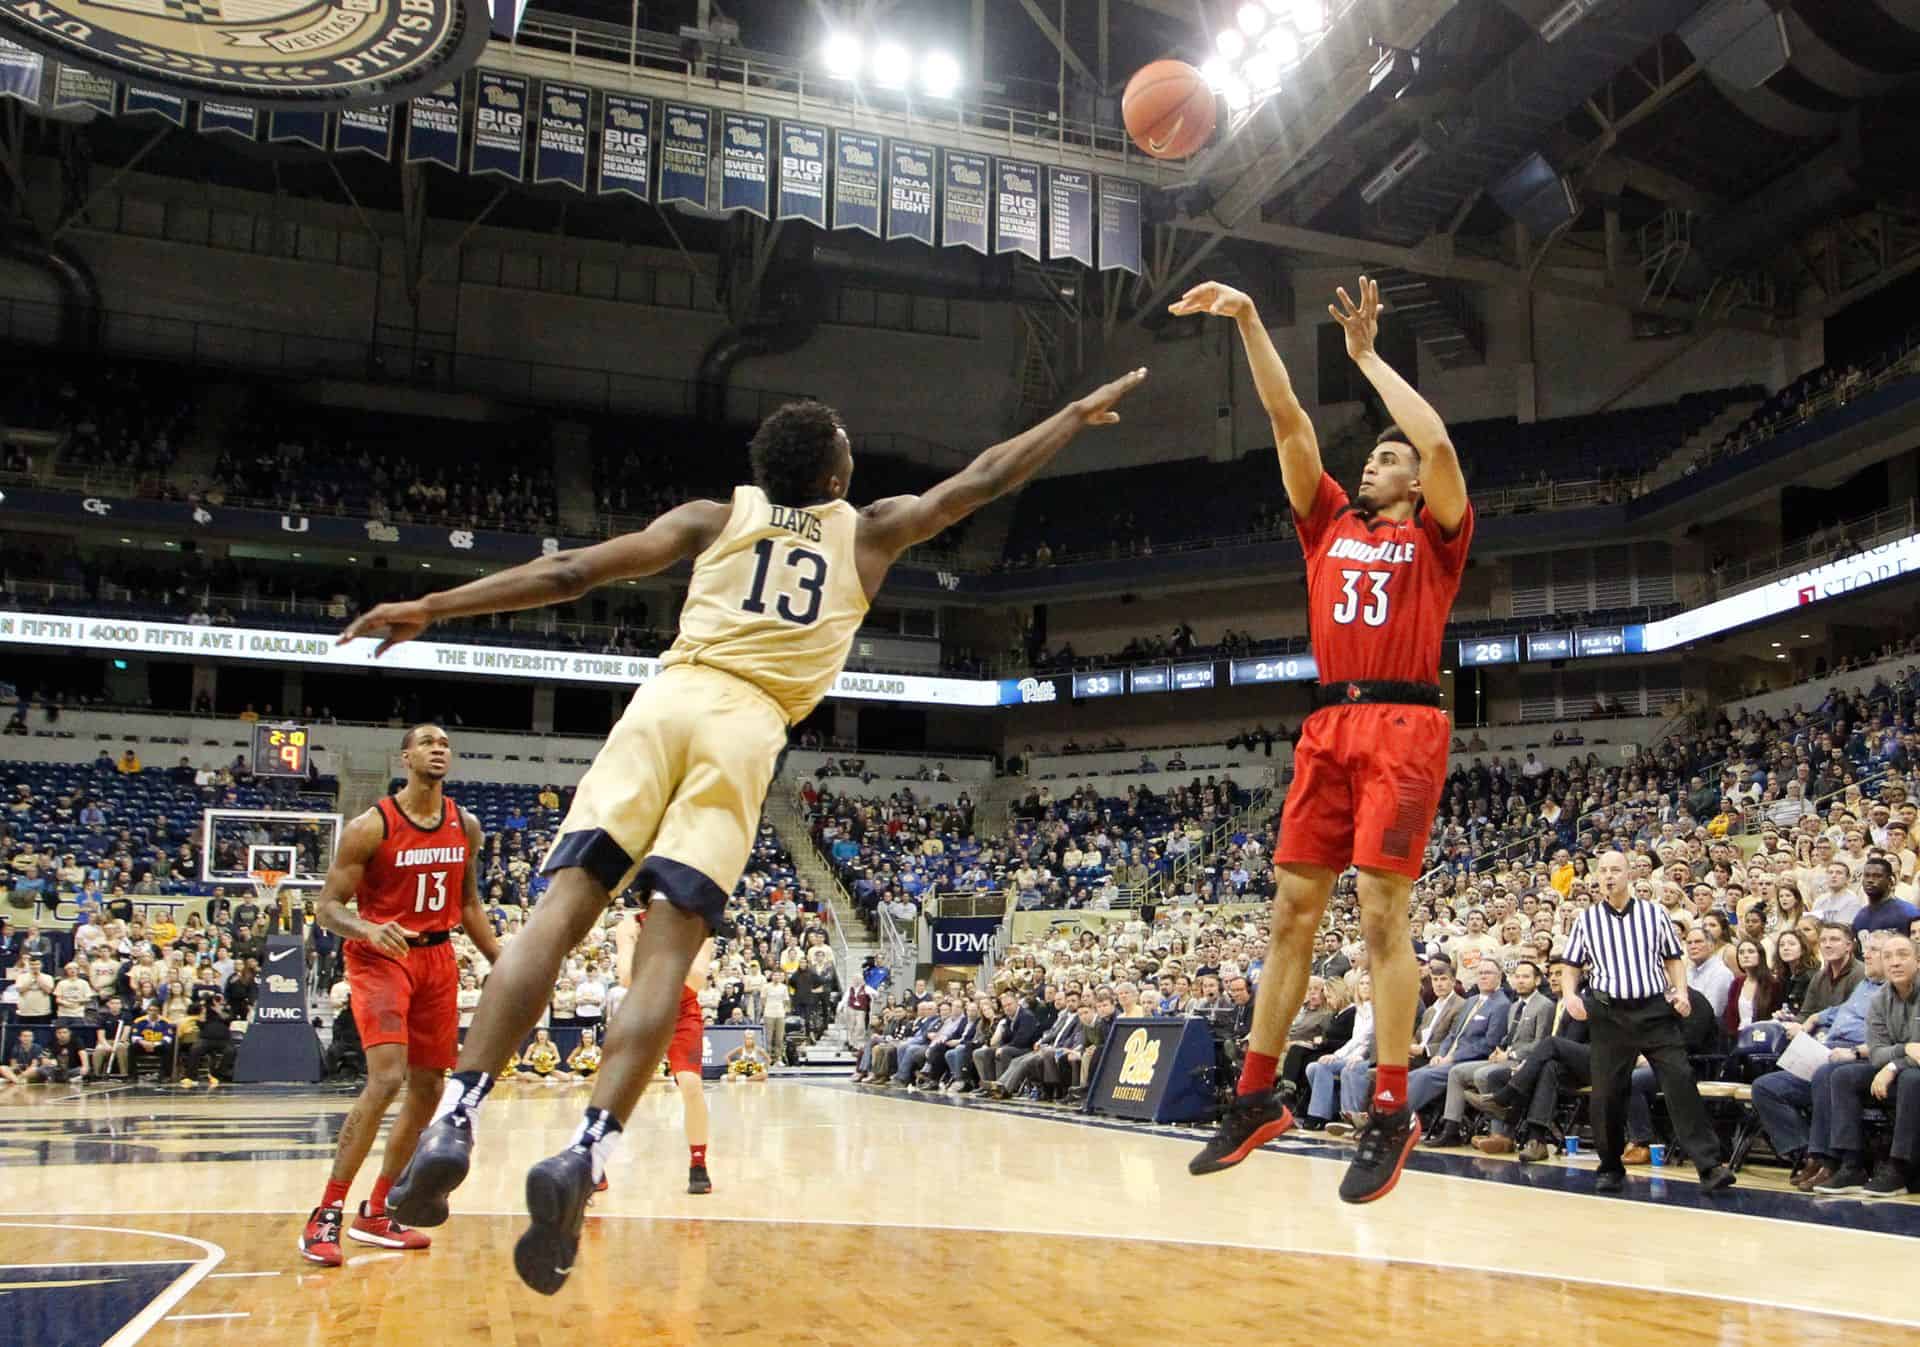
252, 723, 312, 778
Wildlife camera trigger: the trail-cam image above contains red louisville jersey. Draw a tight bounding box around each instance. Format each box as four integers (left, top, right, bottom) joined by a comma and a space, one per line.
1295, 472, 1473, 686
358, 795, 469, 934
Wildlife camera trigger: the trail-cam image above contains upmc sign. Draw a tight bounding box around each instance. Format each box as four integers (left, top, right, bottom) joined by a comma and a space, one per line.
930, 917, 1001, 965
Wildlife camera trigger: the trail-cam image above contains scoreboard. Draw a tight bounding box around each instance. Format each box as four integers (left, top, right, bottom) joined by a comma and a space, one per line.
252, 723, 312, 778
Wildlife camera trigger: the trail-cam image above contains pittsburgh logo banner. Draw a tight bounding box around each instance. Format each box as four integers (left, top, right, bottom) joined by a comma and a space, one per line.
885, 137, 934, 246
1098, 176, 1143, 275
597, 91, 649, 200
719, 110, 769, 217
831, 128, 880, 237
268, 106, 328, 149
469, 68, 526, 182
334, 102, 391, 158
531, 79, 587, 191
1047, 166, 1093, 267
941, 147, 988, 254
404, 78, 462, 169
993, 156, 1041, 260
658, 100, 710, 210
776, 118, 825, 227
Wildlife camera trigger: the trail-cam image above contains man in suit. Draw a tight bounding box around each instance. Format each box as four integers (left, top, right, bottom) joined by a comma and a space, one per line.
860, 1000, 935, 1082
1311, 933, 1351, 983
892, 998, 965, 1086
973, 990, 1041, 1087
1409, 959, 1466, 1069
986, 989, 1083, 1099
1431, 958, 1554, 1147
1414, 958, 1514, 1146
1469, 964, 1594, 1161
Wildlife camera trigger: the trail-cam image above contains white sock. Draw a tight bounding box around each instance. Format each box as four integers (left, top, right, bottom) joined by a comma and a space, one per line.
432, 1074, 491, 1127
568, 1108, 622, 1183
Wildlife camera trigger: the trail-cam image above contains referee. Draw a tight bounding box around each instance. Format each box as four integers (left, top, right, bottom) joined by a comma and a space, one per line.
1557, 849, 1735, 1195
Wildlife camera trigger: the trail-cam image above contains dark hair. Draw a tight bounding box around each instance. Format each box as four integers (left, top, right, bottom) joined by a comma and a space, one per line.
1865, 856, 1896, 880
400, 723, 444, 751
1514, 959, 1542, 981
750, 401, 845, 506
1375, 424, 1423, 467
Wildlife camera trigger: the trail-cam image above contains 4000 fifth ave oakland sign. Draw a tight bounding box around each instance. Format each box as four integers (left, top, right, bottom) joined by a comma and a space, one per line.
0, 0, 487, 107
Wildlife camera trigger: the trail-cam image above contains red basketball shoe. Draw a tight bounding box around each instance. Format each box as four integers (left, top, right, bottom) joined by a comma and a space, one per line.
348, 1202, 432, 1250
299, 1205, 344, 1267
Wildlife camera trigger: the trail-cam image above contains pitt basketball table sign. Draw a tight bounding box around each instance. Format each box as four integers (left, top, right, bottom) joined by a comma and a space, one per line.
1082, 1017, 1219, 1124
0, 0, 488, 107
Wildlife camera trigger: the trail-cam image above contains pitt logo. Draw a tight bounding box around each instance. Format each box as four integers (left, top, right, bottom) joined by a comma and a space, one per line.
1117, 1027, 1161, 1087
0, 0, 488, 107
1327, 536, 1416, 565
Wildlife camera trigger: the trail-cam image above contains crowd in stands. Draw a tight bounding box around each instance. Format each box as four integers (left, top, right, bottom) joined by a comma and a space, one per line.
44, 365, 195, 477
1692, 325, 1920, 473
204, 413, 557, 534
802, 775, 1263, 927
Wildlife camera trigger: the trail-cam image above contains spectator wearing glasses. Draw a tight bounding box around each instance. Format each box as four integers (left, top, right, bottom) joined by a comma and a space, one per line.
1411, 958, 1510, 1147
1429, 958, 1552, 1148
1809, 934, 1920, 1198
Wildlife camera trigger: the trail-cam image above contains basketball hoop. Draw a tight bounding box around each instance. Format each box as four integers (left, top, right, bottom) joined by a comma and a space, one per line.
251, 868, 288, 911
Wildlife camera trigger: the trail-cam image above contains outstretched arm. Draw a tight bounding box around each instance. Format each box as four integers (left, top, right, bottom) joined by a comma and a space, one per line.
855, 368, 1148, 596
1170, 282, 1320, 518
1330, 275, 1468, 533
337, 499, 732, 656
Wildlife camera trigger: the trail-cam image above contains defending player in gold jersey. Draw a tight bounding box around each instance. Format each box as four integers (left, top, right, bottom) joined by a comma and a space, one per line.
337, 366, 1147, 1294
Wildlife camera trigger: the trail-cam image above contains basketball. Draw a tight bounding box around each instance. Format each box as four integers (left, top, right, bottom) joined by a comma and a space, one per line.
1123, 59, 1217, 159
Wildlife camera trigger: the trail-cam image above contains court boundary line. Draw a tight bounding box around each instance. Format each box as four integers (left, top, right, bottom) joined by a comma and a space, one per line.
44, 1207, 1915, 1330
0, 1222, 224, 1347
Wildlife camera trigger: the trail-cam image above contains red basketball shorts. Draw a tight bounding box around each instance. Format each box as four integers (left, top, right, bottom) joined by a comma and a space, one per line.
1274, 703, 1449, 881
345, 941, 458, 1070
666, 986, 705, 1077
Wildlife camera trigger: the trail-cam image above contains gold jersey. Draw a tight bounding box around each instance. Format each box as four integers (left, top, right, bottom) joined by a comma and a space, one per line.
662, 485, 869, 722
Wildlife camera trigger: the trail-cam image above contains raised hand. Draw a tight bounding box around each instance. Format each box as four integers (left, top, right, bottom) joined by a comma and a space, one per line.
1074, 367, 1150, 427
1168, 281, 1253, 320
1329, 274, 1383, 362
338, 599, 434, 657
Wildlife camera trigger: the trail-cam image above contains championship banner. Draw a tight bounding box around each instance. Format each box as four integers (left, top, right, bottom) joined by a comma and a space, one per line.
122, 86, 185, 126
51, 63, 114, 115
233, 934, 322, 1083
930, 917, 1000, 966
993, 157, 1042, 260
1047, 166, 1093, 267
658, 102, 711, 209
1098, 176, 1143, 274
268, 109, 329, 150
885, 138, 935, 246
598, 93, 651, 200
404, 81, 463, 169
776, 119, 826, 227
198, 102, 257, 140
831, 129, 881, 236
1083, 1018, 1219, 1123
470, 70, 528, 182
0, 38, 42, 105
719, 111, 770, 217
334, 105, 392, 160
941, 149, 988, 253
532, 80, 589, 191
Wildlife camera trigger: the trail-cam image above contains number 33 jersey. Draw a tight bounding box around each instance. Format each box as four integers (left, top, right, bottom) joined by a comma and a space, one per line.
359, 796, 469, 935
1295, 472, 1473, 686
665, 485, 870, 723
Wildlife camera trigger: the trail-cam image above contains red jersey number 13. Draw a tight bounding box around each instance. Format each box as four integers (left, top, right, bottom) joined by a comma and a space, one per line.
413, 872, 449, 913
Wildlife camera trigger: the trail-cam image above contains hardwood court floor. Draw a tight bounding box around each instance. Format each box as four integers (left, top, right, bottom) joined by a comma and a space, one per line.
2, 1078, 1916, 1346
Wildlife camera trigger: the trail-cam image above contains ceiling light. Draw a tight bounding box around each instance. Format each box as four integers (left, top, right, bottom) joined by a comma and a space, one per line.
291, 552, 302, 558
822, 32, 862, 80
1292, 0, 1324, 35
1215, 28, 1246, 60
1771, 641, 1781, 647
872, 40, 911, 87
1237, 3, 1269, 36
920, 49, 961, 98
1777, 653, 1787, 660
348, 555, 358, 562
1219, 74, 1252, 109
1800, 633, 1811, 639
1199, 55, 1233, 89
1261, 24, 1301, 64
119, 537, 130, 543
1243, 50, 1281, 91
420, 562, 431, 569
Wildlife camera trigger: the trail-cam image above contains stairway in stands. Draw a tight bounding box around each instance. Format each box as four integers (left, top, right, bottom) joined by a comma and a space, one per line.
1637, 395, 1766, 493
762, 782, 867, 1070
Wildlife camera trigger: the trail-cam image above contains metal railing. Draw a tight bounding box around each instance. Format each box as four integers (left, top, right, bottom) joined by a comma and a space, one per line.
1700, 345, 1920, 467
1709, 500, 1918, 598
507, 14, 1168, 172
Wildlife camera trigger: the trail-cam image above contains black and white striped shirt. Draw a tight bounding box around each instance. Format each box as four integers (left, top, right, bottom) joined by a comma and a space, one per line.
1560, 897, 1682, 1000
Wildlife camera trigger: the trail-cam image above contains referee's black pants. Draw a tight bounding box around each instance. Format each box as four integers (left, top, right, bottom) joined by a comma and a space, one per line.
1589, 995, 1721, 1177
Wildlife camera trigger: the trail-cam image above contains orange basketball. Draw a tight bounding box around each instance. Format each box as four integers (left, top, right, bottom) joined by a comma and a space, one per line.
1123, 59, 1217, 160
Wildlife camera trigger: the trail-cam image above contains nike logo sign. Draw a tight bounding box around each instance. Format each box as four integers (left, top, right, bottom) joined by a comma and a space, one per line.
268, 949, 297, 963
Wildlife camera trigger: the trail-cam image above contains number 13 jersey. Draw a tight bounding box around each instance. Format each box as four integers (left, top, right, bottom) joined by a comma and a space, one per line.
1296, 472, 1473, 686
665, 485, 870, 723
359, 796, 469, 936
